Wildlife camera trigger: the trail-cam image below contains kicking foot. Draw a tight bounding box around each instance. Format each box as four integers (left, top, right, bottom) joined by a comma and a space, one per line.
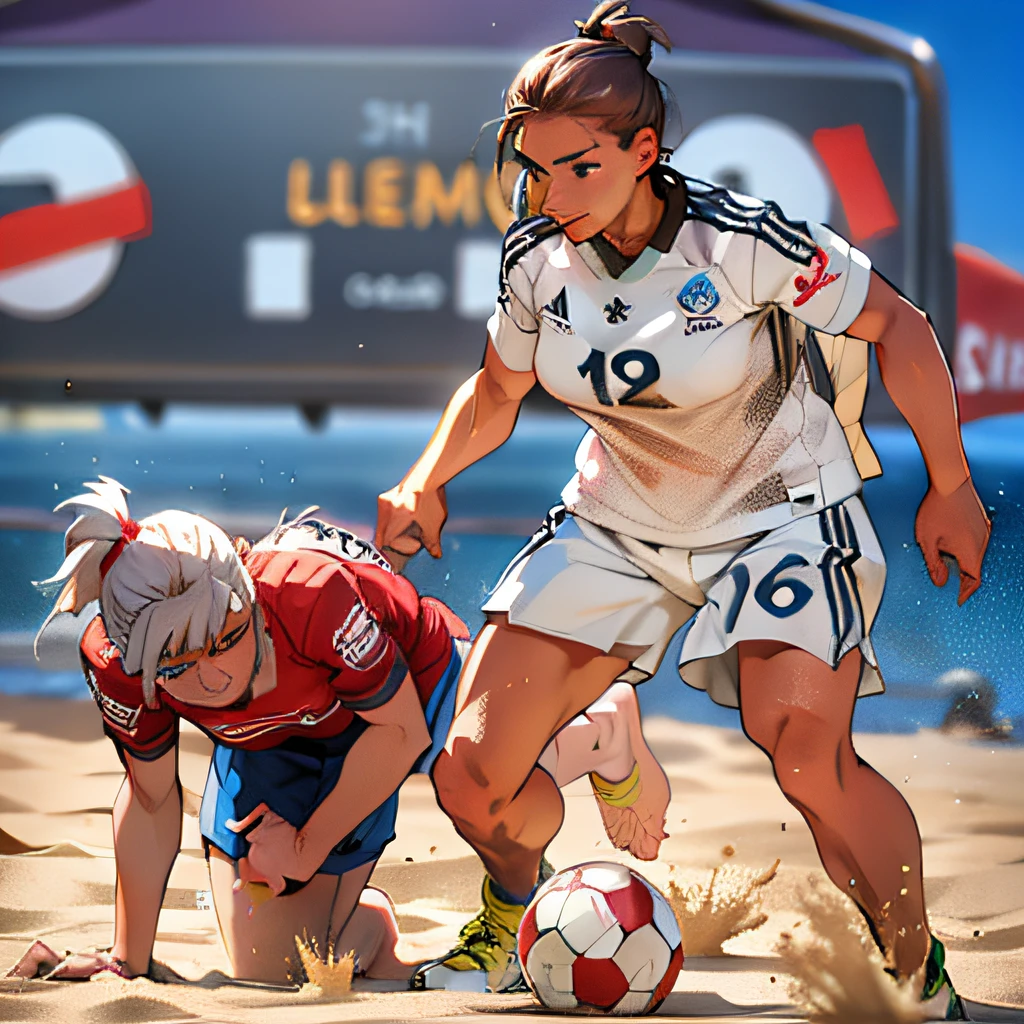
919, 936, 970, 1021
589, 682, 670, 861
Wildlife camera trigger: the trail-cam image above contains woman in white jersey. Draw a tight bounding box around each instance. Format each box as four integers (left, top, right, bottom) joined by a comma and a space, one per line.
377, 3, 990, 1015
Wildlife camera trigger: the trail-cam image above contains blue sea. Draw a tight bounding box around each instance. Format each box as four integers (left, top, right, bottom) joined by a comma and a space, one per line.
2, 405, 1021, 737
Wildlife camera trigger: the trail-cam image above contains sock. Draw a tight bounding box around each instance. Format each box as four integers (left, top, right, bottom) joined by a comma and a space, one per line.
488, 857, 556, 907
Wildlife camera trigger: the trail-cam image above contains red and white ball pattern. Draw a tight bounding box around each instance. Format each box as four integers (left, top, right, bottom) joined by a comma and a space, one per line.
519, 862, 683, 1014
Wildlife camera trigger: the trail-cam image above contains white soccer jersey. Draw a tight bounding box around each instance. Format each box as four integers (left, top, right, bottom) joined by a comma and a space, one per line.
486, 168, 873, 547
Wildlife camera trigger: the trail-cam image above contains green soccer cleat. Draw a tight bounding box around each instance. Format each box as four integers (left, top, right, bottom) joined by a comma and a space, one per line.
919, 936, 970, 1021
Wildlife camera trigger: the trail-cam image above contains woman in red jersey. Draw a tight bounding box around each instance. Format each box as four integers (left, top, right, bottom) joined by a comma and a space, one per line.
32, 478, 668, 985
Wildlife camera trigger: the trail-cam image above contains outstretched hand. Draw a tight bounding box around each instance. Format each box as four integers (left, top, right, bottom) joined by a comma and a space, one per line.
226, 803, 315, 897
375, 483, 448, 568
915, 478, 991, 605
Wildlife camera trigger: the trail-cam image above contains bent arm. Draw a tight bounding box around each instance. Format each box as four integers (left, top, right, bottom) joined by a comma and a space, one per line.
403, 337, 537, 493
846, 272, 970, 495
847, 271, 989, 600
295, 671, 431, 871
110, 747, 181, 977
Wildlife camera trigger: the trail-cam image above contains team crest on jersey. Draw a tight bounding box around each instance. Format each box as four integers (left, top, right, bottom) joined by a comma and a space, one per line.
677, 272, 724, 335
677, 273, 720, 315
540, 287, 573, 334
332, 602, 388, 670
603, 296, 632, 324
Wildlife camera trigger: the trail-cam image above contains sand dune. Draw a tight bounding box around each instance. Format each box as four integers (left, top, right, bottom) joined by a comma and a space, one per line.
0, 695, 1020, 1022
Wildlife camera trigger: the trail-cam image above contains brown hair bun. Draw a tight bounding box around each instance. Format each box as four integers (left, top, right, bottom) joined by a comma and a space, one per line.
574, 0, 672, 66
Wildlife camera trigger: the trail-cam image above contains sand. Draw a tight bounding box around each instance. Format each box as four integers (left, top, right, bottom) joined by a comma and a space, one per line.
0, 695, 1021, 1023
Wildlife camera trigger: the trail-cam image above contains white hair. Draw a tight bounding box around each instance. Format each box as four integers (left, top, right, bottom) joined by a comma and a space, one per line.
36, 477, 254, 708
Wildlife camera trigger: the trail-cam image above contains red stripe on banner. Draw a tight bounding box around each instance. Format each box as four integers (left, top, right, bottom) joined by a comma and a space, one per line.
812, 124, 899, 244
954, 244, 1024, 423
0, 180, 152, 273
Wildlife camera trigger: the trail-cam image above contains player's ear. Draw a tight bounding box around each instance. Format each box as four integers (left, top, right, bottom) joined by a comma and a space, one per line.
632, 126, 660, 178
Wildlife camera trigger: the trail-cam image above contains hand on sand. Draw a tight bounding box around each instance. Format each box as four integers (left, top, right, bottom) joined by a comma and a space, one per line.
7, 941, 133, 980
227, 803, 315, 897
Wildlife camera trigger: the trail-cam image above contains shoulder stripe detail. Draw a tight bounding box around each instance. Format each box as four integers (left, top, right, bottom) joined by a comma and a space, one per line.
684, 177, 817, 266
501, 215, 563, 281
340, 650, 408, 712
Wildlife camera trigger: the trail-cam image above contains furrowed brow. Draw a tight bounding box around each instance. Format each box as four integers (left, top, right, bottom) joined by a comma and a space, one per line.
552, 143, 599, 165
514, 150, 549, 176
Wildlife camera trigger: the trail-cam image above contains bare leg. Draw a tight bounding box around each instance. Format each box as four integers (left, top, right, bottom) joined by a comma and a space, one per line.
539, 681, 670, 860
737, 640, 929, 979
432, 616, 627, 901
335, 886, 414, 981
209, 850, 389, 982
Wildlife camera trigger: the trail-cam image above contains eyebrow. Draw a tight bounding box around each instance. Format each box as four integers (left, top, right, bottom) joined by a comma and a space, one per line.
552, 143, 599, 165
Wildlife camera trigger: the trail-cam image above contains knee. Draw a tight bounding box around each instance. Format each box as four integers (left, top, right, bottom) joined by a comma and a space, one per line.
432, 749, 505, 835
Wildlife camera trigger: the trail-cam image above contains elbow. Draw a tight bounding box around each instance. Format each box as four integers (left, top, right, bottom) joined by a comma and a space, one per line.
877, 291, 934, 350
394, 717, 431, 770
408, 718, 431, 762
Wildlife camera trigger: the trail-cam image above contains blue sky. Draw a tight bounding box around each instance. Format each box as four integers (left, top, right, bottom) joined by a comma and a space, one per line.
820, 0, 1024, 274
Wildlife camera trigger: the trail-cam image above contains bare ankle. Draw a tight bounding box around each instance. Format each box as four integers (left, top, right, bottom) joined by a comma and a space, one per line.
588, 685, 639, 782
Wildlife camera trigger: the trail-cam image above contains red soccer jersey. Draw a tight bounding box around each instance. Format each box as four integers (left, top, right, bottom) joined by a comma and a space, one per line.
79, 548, 460, 759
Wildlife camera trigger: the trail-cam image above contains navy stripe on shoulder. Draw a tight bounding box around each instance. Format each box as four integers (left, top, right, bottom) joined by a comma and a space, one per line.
340, 650, 408, 712
683, 176, 818, 266
501, 214, 563, 281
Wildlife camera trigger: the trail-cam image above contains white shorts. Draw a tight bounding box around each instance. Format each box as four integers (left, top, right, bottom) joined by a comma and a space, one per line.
482, 499, 886, 708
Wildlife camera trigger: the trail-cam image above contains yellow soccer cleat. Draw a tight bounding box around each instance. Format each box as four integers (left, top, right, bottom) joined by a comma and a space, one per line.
412, 862, 553, 992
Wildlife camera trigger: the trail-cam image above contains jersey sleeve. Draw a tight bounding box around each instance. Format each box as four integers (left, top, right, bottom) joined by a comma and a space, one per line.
350, 565, 456, 685
485, 219, 545, 372
752, 221, 872, 335
300, 565, 408, 712
79, 618, 178, 761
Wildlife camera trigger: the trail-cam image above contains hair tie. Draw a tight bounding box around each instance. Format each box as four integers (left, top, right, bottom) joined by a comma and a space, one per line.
99, 517, 141, 581
573, 1, 671, 64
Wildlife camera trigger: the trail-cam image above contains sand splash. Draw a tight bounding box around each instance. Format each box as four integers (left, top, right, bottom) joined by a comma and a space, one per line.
665, 858, 780, 955
293, 932, 356, 999
776, 880, 923, 1023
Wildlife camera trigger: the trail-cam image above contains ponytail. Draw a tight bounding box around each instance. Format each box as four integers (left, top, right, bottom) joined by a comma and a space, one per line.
35, 478, 253, 708
34, 477, 134, 645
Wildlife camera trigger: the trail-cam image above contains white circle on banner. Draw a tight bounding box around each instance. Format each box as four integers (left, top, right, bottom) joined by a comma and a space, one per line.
670, 114, 831, 225
0, 115, 140, 320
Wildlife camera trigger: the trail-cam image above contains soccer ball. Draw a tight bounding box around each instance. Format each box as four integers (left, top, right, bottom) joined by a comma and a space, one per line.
518, 861, 683, 1014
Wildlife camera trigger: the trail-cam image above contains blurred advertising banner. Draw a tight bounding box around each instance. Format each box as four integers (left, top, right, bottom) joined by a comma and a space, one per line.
954, 245, 1024, 422
0, 48, 916, 406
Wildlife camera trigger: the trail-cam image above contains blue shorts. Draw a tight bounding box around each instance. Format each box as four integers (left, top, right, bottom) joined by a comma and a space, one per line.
199, 640, 462, 876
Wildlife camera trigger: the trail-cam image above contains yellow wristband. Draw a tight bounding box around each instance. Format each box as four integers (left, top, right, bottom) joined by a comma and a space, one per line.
590, 761, 641, 808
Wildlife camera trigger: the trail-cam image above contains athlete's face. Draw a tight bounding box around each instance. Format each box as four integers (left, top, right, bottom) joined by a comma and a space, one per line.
516, 114, 659, 243
154, 604, 257, 708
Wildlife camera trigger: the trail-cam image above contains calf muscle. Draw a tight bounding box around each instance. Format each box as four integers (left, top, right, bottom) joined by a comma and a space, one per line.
737, 641, 929, 978
433, 618, 625, 898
